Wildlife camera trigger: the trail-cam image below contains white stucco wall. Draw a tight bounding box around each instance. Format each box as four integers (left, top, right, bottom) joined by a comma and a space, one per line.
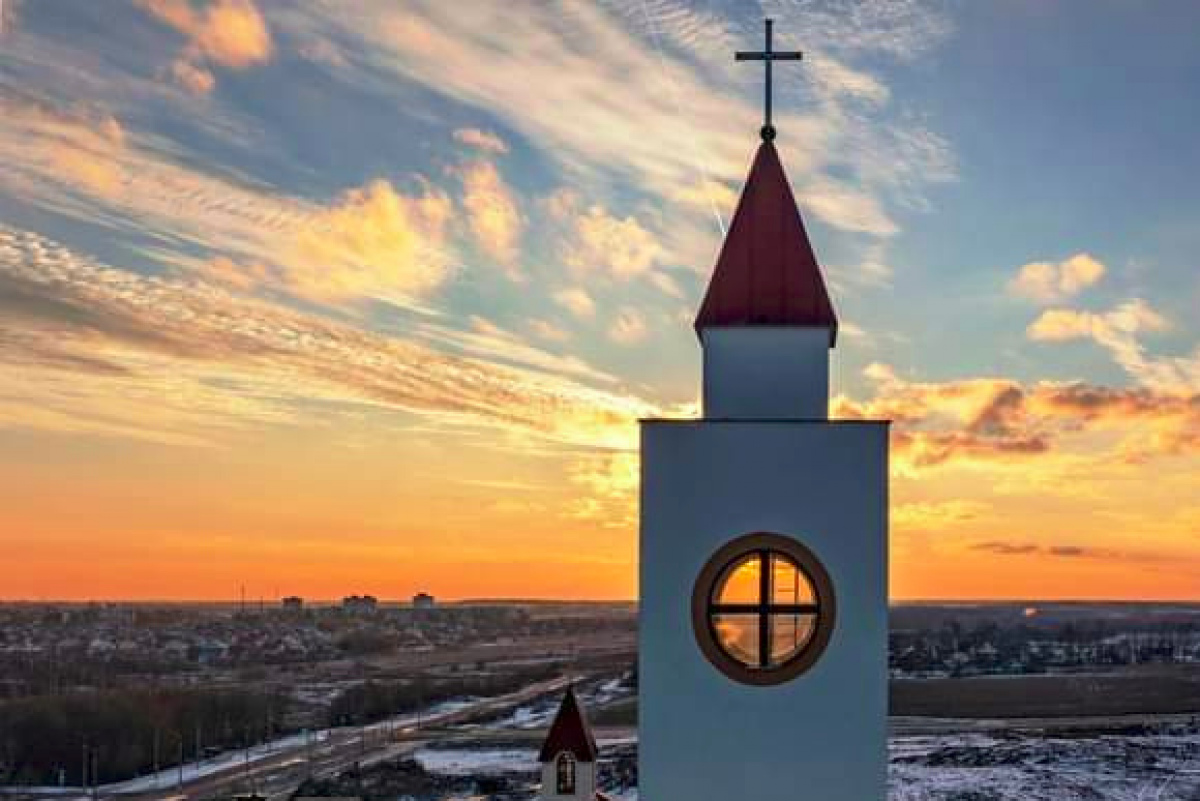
638, 420, 888, 801
701, 327, 831, 419
539, 757, 595, 801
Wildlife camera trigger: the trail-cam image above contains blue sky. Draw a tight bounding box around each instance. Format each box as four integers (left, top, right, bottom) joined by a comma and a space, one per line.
0, 0, 1197, 600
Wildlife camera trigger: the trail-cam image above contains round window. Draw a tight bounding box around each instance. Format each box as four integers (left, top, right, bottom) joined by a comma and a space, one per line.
691, 532, 836, 685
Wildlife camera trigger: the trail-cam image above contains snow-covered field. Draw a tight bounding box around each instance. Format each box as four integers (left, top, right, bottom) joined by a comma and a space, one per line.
890, 729, 1200, 800
486, 675, 632, 730
415, 748, 538, 777
416, 726, 1200, 801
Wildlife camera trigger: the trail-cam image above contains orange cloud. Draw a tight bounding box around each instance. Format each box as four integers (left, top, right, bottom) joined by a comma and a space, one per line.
565, 205, 662, 280
1028, 301, 1167, 343
836, 365, 1200, 471
288, 179, 452, 302
141, 0, 272, 69
44, 112, 127, 198
453, 128, 509, 155
169, 58, 216, 95
1010, 253, 1105, 303
1026, 300, 1200, 393
458, 160, 522, 273
567, 451, 639, 528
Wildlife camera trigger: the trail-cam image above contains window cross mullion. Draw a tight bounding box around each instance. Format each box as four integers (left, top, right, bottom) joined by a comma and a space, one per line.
757, 549, 770, 668
708, 603, 819, 614
765, 604, 820, 614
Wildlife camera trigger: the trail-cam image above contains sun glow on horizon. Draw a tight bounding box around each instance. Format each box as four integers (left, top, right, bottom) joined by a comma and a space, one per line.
0, 2, 1198, 602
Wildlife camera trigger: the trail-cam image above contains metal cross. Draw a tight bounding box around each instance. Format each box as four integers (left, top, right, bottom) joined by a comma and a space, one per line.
736, 18, 802, 141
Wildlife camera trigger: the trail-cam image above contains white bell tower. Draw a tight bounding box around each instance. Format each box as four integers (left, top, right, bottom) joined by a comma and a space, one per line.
638, 22, 889, 801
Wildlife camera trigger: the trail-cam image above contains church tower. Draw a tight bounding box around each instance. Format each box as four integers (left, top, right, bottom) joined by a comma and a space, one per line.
537, 687, 607, 801
638, 20, 889, 801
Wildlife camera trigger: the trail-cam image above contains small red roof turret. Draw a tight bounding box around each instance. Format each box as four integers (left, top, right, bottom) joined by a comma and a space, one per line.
538, 685, 599, 763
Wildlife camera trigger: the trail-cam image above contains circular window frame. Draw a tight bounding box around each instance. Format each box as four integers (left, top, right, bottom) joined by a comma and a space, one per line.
691, 532, 836, 686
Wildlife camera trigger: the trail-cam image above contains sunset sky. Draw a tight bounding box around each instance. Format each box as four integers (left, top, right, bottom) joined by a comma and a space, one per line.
1, 1, 1198, 601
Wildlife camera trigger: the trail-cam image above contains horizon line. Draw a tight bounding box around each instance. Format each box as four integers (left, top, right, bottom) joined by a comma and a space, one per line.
2, 596, 1200, 606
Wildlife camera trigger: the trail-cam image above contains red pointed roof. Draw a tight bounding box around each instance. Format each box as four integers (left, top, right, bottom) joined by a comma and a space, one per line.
695, 140, 838, 345
538, 686, 598, 763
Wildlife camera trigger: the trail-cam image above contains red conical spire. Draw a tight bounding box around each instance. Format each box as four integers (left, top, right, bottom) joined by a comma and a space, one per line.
538, 686, 599, 763
695, 140, 838, 345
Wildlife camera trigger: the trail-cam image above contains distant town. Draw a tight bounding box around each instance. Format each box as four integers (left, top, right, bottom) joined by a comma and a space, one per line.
1, 599, 1198, 798
3, 599, 1198, 694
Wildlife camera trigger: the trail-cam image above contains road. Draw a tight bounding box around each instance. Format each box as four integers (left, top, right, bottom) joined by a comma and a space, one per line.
3, 675, 572, 801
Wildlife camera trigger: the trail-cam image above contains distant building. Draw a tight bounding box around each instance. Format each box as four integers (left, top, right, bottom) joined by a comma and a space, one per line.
341, 595, 378, 614
537, 687, 609, 800
412, 592, 435, 609
281, 596, 304, 611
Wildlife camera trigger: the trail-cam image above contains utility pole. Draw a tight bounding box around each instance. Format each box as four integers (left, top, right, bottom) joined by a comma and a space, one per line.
415, 676, 424, 731
176, 734, 184, 790
152, 729, 160, 788
243, 725, 252, 794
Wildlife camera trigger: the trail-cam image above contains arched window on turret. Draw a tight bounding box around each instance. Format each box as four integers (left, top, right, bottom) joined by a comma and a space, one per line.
555, 752, 576, 794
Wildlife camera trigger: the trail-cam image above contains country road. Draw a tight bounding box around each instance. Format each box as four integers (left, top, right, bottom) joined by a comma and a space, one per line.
1, 675, 573, 801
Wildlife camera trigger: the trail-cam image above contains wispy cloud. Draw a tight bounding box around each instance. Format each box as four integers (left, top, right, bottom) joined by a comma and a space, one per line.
529, 319, 571, 343
971, 541, 1161, 563
972, 541, 1040, 556
554, 287, 597, 320
0, 226, 655, 450
168, 58, 217, 95
0, 95, 458, 307
608, 307, 649, 345
894, 500, 990, 530
286, 0, 954, 245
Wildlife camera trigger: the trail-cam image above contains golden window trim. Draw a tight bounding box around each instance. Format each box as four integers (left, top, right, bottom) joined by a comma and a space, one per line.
555, 751, 576, 794
691, 532, 836, 686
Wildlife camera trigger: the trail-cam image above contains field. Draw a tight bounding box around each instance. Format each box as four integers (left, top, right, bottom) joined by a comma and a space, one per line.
588, 664, 1200, 727
360, 723, 1200, 801
892, 664, 1200, 718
